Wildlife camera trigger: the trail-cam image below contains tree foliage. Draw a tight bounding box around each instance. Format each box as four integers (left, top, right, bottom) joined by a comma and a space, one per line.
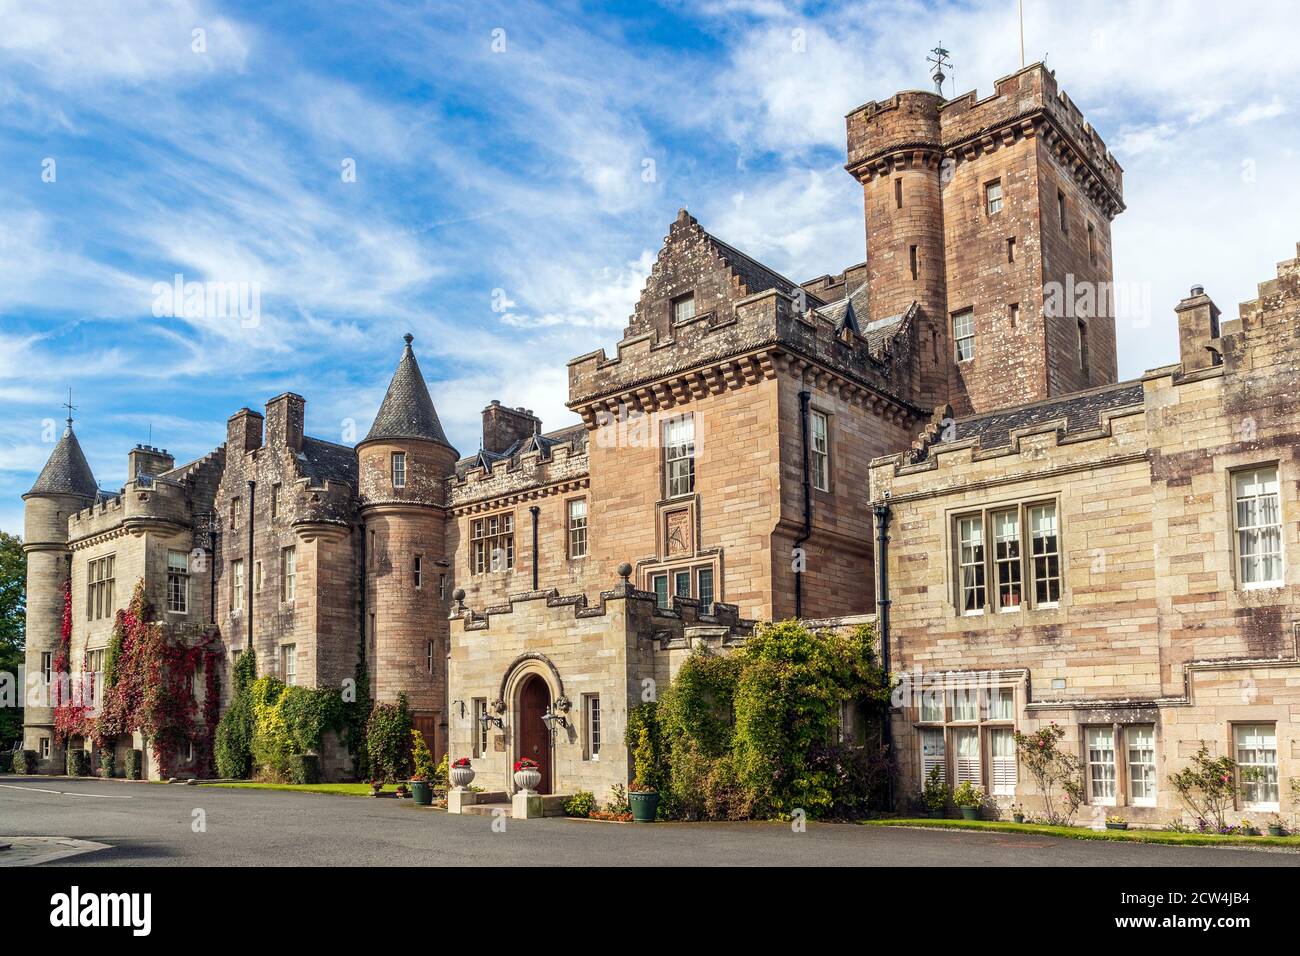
0, 531, 25, 747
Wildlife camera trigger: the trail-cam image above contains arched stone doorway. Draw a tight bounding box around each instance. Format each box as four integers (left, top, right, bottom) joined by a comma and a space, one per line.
515, 673, 553, 794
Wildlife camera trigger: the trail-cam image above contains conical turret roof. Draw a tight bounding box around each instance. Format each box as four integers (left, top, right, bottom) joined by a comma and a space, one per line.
363, 333, 451, 446
25, 426, 99, 499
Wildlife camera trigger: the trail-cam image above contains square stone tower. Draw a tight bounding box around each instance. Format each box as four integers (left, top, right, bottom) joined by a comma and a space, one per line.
846, 63, 1125, 415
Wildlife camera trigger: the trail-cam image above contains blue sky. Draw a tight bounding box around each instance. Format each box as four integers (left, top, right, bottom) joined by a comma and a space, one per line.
3, 0, 1299, 534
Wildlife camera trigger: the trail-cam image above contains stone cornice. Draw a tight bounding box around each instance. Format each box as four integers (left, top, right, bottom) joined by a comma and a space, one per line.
450, 476, 590, 516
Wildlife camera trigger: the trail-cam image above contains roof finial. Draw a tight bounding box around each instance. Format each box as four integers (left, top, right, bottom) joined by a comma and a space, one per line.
927, 43, 952, 96
63, 387, 76, 430
403, 332, 414, 347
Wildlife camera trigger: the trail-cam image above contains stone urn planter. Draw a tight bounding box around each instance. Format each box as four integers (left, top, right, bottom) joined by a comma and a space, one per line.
449, 759, 475, 790
513, 765, 542, 793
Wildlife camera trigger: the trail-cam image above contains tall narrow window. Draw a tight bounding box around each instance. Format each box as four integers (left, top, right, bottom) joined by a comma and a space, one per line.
894, 177, 903, 208
811, 410, 830, 492
1087, 222, 1097, 264
230, 497, 239, 529
673, 569, 691, 600
909, 245, 919, 281
88, 554, 116, 620
392, 452, 406, 489
1029, 504, 1061, 606
952, 309, 975, 361
473, 698, 488, 757
953, 727, 981, 784
989, 687, 1014, 721
231, 559, 244, 613
1077, 319, 1091, 376
920, 727, 946, 784
413, 554, 423, 588
992, 509, 1022, 611
1057, 189, 1068, 232
426, 640, 435, 674
586, 694, 602, 758
1235, 724, 1279, 809
471, 514, 515, 573
166, 550, 189, 614
652, 573, 669, 609
270, 483, 279, 519
1086, 727, 1117, 805
985, 179, 1003, 215
1234, 467, 1283, 587
990, 727, 1017, 795
663, 415, 695, 498
567, 498, 588, 558
40, 651, 52, 684
957, 515, 985, 614
1008, 302, 1020, 328
438, 574, 446, 601
254, 560, 263, 592
1007, 237, 1016, 263
1126, 725, 1157, 806
672, 292, 696, 324
281, 644, 297, 686
281, 547, 296, 603
696, 566, 714, 610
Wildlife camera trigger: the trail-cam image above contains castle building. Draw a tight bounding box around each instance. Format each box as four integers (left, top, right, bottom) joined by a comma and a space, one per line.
20, 63, 1299, 823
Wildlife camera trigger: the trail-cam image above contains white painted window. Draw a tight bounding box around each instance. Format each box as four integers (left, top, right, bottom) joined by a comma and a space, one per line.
425, 640, 434, 675
953, 727, 981, 785
920, 688, 944, 723
88, 554, 116, 621
992, 509, 1022, 611
957, 515, 985, 614
672, 292, 695, 324
471, 514, 514, 574
281, 644, 297, 686
567, 498, 588, 558
985, 179, 1003, 215
663, 416, 696, 498
811, 410, 830, 492
950, 688, 978, 723
1235, 724, 1279, 810
1086, 727, 1117, 805
281, 547, 296, 602
1029, 504, 1061, 606
40, 737, 51, 759
41, 651, 52, 684
586, 694, 601, 759
990, 728, 1017, 795
1234, 467, 1283, 587
1126, 724, 1157, 806
989, 687, 1014, 721
231, 559, 244, 613
473, 698, 488, 758
166, 550, 189, 614
921, 727, 946, 785
391, 452, 406, 489
953, 309, 975, 362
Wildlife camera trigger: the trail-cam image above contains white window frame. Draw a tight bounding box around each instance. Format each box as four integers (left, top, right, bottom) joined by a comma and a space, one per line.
985, 179, 1003, 215
663, 415, 696, 499
1233, 466, 1283, 589
953, 309, 975, 362
40, 737, 51, 759
1029, 503, 1061, 608
1235, 723, 1279, 811
672, 292, 696, 325
231, 559, 244, 613
957, 514, 986, 615
567, 497, 588, 559
1086, 727, 1117, 806
953, 726, 981, 785
989, 727, 1017, 796
391, 452, 406, 489
166, 550, 189, 614
281, 547, 296, 603
281, 644, 297, 686
585, 694, 601, 760
426, 640, 435, 674
811, 410, 830, 492
1126, 724, 1157, 807
920, 727, 946, 786
473, 698, 488, 758
41, 651, 53, 684
992, 509, 1022, 612
413, 554, 423, 589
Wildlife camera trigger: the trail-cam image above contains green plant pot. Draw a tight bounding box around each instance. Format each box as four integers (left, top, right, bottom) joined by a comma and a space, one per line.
411, 780, 432, 806
629, 790, 659, 823
1268, 825, 1285, 837
1012, 814, 1025, 824
1105, 822, 1128, 830
927, 809, 944, 818
959, 807, 980, 821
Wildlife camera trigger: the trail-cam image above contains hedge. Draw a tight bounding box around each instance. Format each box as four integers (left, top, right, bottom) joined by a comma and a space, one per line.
125, 749, 143, 780
13, 750, 37, 774
66, 748, 91, 777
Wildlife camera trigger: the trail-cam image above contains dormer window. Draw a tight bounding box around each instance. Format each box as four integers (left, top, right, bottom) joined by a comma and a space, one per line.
672, 292, 696, 325
392, 452, 406, 489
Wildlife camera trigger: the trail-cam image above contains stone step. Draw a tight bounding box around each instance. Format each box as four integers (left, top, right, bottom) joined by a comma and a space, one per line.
459, 802, 511, 817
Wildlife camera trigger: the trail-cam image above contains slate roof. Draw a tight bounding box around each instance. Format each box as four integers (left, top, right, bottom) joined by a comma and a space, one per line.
937, 380, 1146, 457
455, 422, 587, 477
364, 334, 452, 447
25, 426, 99, 499
299, 436, 359, 486
707, 233, 823, 304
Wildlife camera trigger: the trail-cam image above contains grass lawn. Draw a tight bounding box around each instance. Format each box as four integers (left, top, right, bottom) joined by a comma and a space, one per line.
196, 782, 377, 797
862, 818, 1300, 849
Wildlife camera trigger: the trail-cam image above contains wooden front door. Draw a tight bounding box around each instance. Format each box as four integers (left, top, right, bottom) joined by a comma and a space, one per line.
517, 675, 552, 794
412, 712, 442, 763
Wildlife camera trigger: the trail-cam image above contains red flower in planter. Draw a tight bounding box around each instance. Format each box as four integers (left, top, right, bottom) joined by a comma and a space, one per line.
451, 757, 472, 768
513, 758, 539, 772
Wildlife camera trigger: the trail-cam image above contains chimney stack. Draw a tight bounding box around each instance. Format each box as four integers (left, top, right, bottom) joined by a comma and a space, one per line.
1175, 285, 1222, 372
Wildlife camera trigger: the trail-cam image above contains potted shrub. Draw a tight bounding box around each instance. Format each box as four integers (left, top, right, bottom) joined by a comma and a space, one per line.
628, 777, 660, 823
513, 757, 541, 793
1240, 818, 1259, 836
395, 782, 410, 799
1105, 814, 1128, 831
449, 757, 475, 790
1267, 815, 1286, 837
1010, 803, 1025, 824
952, 781, 984, 821
369, 779, 385, 797
408, 730, 435, 806
922, 765, 949, 818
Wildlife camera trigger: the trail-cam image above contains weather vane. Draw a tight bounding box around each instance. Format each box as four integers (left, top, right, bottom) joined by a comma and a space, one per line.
63, 387, 76, 429
927, 43, 952, 96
